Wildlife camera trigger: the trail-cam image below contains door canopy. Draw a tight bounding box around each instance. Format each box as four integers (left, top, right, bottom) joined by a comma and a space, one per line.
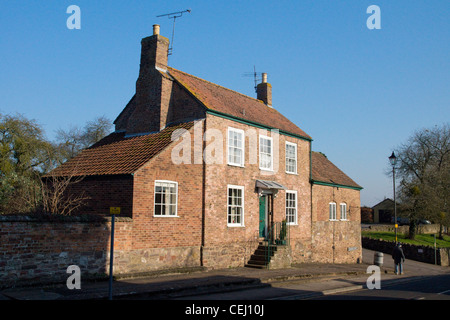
256, 180, 287, 197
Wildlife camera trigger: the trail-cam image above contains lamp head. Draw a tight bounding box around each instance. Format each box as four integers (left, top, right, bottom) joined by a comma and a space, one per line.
389, 151, 397, 166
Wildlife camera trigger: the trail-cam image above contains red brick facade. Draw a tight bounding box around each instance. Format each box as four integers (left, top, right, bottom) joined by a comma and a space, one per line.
201, 114, 314, 267
0, 26, 363, 283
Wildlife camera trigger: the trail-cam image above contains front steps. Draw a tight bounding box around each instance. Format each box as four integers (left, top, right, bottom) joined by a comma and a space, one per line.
245, 241, 291, 269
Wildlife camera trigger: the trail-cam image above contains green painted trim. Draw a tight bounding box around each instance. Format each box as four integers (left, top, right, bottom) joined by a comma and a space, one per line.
311, 179, 363, 191
206, 109, 313, 142
309, 141, 312, 182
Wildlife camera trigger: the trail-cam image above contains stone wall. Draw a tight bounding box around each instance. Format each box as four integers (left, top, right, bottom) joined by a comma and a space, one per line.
0, 215, 203, 289
311, 184, 362, 264
362, 237, 449, 266
0, 215, 121, 288
363, 224, 443, 235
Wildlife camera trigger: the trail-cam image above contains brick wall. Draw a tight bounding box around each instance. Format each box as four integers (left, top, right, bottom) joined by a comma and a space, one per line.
67, 175, 133, 217
166, 79, 205, 125
125, 123, 204, 272
311, 184, 362, 263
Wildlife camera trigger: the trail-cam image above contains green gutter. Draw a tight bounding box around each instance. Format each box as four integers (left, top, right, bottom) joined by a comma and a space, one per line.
206, 109, 313, 142
309, 141, 312, 182
311, 179, 363, 191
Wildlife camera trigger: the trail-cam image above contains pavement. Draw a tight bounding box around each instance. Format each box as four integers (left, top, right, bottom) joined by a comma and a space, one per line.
1, 248, 449, 300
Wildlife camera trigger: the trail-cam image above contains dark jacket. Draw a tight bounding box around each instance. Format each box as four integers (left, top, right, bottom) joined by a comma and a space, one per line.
392, 245, 405, 264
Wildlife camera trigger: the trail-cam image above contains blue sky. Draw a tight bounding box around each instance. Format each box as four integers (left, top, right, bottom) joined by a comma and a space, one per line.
1, 1, 449, 207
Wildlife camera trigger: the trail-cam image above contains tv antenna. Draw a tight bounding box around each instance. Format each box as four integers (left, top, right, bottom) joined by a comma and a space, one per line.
242, 66, 263, 93
157, 9, 191, 56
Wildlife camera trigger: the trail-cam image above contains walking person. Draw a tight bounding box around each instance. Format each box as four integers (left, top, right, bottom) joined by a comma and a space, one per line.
392, 244, 405, 275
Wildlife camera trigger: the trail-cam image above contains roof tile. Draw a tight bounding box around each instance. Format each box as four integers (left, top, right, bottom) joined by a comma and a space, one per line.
311, 152, 362, 189
167, 67, 311, 140
47, 122, 194, 177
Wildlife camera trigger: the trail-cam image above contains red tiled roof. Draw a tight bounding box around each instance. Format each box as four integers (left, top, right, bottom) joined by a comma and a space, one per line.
167, 67, 312, 140
47, 122, 194, 177
311, 152, 362, 189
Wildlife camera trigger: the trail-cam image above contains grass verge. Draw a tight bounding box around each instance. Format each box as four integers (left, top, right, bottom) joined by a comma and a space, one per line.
362, 231, 450, 248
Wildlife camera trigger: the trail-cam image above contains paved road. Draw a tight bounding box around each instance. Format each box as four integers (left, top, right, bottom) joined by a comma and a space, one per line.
2, 248, 448, 301
312, 274, 450, 300
172, 249, 450, 300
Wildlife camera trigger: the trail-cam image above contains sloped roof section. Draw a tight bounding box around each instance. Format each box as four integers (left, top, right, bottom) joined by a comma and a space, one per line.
311, 152, 362, 190
47, 122, 194, 177
167, 67, 312, 141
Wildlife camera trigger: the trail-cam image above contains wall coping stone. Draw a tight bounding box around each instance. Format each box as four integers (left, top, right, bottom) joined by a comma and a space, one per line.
0, 214, 133, 223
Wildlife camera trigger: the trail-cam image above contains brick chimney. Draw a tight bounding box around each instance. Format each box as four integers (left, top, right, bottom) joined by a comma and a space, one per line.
256, 73, 272, 107
126, 25, 171, 135
139, 24, 170, 73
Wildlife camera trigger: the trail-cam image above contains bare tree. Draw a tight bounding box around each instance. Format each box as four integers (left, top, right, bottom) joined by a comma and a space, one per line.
394, 123, 449, 239
54, 116, 112, 164
41, 173, 90, 216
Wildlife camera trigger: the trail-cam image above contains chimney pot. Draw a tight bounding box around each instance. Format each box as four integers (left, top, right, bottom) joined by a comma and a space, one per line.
153, 24, 160, 36
262, 73, 268, 83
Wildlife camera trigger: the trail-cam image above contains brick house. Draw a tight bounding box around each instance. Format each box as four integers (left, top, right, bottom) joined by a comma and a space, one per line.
48, 25, 362, 273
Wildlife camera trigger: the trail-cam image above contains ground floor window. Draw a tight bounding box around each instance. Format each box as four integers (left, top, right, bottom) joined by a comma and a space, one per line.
227, 185, 244, 226
154, 180, 178, 216
285, 190, 297, 225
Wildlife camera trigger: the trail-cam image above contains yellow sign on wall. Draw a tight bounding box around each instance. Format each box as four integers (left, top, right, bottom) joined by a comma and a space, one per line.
109, 207, 121, 215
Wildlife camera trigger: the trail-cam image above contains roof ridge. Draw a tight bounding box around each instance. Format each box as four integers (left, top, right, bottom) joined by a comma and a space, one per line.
166, 66, 312, 141
167, 67, 268, 107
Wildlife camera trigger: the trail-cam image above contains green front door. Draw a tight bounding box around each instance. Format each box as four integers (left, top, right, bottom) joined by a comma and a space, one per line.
259, 196, 266, 238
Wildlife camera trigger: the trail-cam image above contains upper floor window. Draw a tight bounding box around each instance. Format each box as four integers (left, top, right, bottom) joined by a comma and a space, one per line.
285, 142, 297, 174
227, 127, 245, 167
329, 202, 337, 221
154, 180, 178, 217
340, 203, 347, 220
259, 135, 273, 171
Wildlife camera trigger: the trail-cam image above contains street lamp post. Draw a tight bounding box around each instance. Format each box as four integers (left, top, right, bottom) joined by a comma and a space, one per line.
389, 152, 398, 243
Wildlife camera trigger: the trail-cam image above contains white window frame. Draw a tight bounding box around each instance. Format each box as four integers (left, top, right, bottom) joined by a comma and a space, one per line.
154, 180, 178, 217
285, 190, 298, 225
259, 135, 273, 171
227, 185, 245, 227
285, 141, 297, 174
340, 203, 348, 221
329, 202, 337, 221
227, 127, 245, 167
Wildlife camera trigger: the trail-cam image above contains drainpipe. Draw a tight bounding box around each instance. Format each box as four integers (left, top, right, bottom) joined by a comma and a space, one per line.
200, 118, 206, 266
309, 141, 314, 259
